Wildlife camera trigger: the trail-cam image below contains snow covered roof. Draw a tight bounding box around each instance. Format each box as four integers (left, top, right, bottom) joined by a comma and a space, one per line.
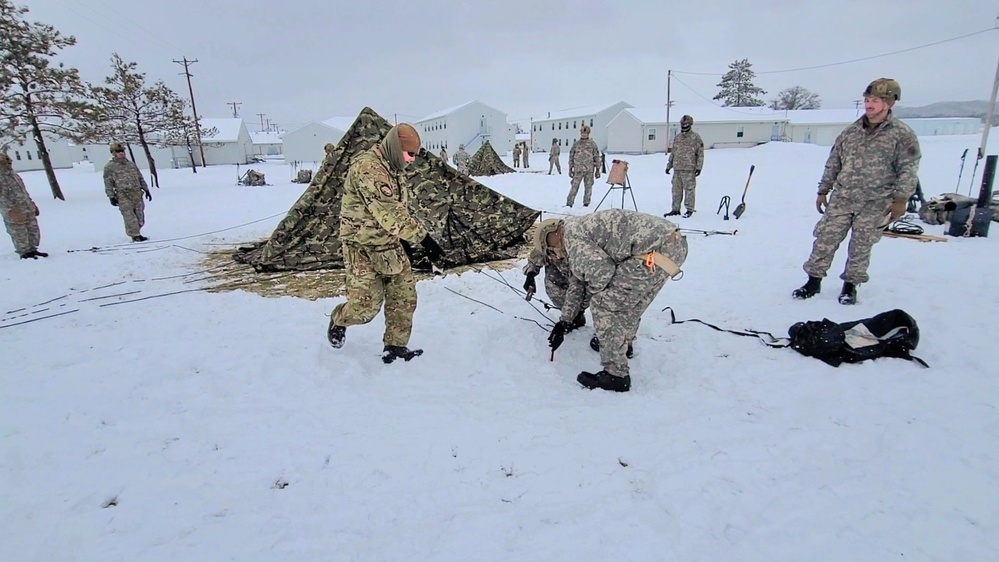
783, 109, 863, 125
620, 106, 787, 125
533, 102, 633, 122
251, 131, 283, 145
417, 100, 507, 122
321, 117, 354, 133
200, 118, 246, 143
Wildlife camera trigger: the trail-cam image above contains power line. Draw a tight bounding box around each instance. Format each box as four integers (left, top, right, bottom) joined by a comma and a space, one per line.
670, 75, 774, 115
673, 27, 997, 76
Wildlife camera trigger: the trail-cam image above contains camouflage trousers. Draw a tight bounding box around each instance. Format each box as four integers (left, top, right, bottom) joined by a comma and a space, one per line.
544, 269, 591, 313
670, 171, 697, 213
567, 169, 595, 206
3, 214, 40, 255
803, 195, 890, 284
332, 242, 417, 347
548, 158, 561, 175
590, 258, 671, 378
116, 191, 145, 237
457, 163, 469, 175
522, 154, 529, 168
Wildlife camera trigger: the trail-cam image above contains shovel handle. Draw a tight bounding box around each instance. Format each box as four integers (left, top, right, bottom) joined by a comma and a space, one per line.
740, 165, 755, 201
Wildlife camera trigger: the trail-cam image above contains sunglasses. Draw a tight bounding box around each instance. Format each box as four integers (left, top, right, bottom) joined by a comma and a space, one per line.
112, 149, 125, 153
405, 151, 418, 159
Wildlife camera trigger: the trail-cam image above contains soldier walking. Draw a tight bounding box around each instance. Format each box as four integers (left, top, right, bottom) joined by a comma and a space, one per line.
566, 125, 601, 207
664, 115, 704, 218
326, 123, 447, 363
548, 138, 561, 175
453, 144, 470, 175
792, 78, 919, 305
103, 142, 152, 242
0, 153, 47, 259
539, 209, 688, 392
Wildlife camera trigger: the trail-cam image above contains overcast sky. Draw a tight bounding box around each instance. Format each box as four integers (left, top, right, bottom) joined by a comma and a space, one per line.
20, 0, 999, 131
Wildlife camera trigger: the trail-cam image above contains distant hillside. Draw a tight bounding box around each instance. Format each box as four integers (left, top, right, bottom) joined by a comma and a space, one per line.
894, 100, 997, 120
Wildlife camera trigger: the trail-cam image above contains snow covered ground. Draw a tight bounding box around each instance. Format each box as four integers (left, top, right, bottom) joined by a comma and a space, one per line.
2, 134, 997, 561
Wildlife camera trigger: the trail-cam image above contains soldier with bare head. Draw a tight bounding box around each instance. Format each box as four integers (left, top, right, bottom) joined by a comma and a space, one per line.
326, 123, 447, 363
103, 142, 152, 242
0, 153, 47, 259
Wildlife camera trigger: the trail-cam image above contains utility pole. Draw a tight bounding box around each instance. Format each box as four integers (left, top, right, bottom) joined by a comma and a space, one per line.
665, 70, 672, 153
256, 113, 266, 132
967, 19, 999, 193
173, 57, 206, 168
227, 101, 242, 118
265, 118, 272, 132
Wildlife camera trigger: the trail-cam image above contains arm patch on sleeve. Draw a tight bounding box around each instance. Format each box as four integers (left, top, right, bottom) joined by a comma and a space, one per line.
378, 182, 394, 197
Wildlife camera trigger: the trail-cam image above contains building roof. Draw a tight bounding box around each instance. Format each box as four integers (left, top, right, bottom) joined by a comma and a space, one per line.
783, 109, 863, 124
533, 102, 634, 122
321, 117, 354, 132
200, 118, 246, 143
251, 131, 283, 145
417, 100, 507, 122
620, 106, 787, 125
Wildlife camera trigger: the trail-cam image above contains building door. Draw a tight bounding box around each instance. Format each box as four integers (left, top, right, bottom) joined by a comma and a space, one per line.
771, 124, 780, 141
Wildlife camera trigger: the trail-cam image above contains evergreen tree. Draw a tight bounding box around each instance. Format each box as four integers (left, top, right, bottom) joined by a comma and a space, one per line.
769, 86, 822, 110
0, 0, 91, 200
713, 59, 767, 107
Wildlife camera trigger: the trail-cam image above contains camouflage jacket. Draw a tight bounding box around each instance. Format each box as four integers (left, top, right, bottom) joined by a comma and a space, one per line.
525, 246, 573, 287
667, 130, 704, 172
549, 143, 560, 161
818, 112, 921, 202
339, 146, 428, 249
0, 170, 35, 220
453, 149, 470, 167
103, 158, 148, 198
569, 138, 600, 173
562, 209, 686, 306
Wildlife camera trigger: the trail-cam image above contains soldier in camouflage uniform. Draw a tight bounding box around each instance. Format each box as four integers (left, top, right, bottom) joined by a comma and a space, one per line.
439, 146, 448, 163
326, 123, 447, 364
521, 143, 530, 168
664, 115, 704, 218
566, 125, 601, 207
523, 222, 590, 329
453, 144, 470, 175
512, 143, 522, 168
0, 153, 47, 259
103, 142, 152, 242
548, 138, 561, 175
539, 209, 688, 392
793, 78, 920, 305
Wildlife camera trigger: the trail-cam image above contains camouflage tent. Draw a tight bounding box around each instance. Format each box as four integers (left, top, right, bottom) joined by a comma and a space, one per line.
234, 108, 539, 272
467, 140, 515, 176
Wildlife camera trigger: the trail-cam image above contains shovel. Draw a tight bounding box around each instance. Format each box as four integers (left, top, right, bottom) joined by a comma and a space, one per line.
732, 165, 755, 220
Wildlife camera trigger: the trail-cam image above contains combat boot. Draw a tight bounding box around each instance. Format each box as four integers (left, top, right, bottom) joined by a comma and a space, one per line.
838, 282, 858, 305
131, 235, 148, 242
577, 370, 631, 392
569, 310, 586, 331
792, 276, 822, 300
327, 322, 346, 348
682, 210, 695, 218
19, 251, 38, 259
664, 211, 681, 217
589, 336, 634, 358
382, 346, 423, 364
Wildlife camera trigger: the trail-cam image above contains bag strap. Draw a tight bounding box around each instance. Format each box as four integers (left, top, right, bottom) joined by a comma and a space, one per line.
661, 307, 791, 348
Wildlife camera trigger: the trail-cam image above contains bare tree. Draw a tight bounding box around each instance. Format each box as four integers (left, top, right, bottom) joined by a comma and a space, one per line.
0, 0, 91, 200
769, 86, 822, 110
713, 59, 767, 107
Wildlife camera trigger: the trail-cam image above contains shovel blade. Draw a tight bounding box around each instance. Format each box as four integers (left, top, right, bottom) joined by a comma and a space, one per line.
733, 202, 746, 219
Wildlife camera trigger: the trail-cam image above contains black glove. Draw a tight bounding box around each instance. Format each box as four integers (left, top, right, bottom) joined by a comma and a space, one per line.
695, 169, 702, 177
400, 239, 415, 258
144, 190, 152, 202
109, 197, 118, 207
420, 234, 446, 264
548, 320, 570, 351
665, 168, 671, 175
523, 271, 538, 293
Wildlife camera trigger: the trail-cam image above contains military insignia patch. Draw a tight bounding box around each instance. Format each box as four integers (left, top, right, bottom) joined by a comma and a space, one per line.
379, 183, 394, 197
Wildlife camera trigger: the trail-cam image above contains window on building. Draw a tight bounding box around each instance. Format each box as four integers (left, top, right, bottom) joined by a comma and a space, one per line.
15, 151, 21, 160
26, 151, 32, 160
737, 126, 745, 138
551, 124, 554, 131
590, 119, 594, 127
558, 123, 562, 130
37, 150, 42, 159
648, 128, 657, 141
573, 120, 577, 129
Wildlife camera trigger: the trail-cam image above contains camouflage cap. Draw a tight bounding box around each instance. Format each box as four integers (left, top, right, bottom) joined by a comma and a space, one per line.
580, 124, 591, 138
0, 152, 11, 169
109, 142, 124, 153
680, 115, 693, 126
864, 78, 901, 106
533, 218, 564, 254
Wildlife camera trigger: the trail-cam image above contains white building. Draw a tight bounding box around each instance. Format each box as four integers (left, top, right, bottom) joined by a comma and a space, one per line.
784, 110, 982, 146
415, 101, 513, 156
251, 131, 283, 157
530, 102, 634, 153
3, 136, 74, 172
72, 142, 185, 172
199, 118, 253, 165
606, 106, 788, 154
281, 117, 352, 165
